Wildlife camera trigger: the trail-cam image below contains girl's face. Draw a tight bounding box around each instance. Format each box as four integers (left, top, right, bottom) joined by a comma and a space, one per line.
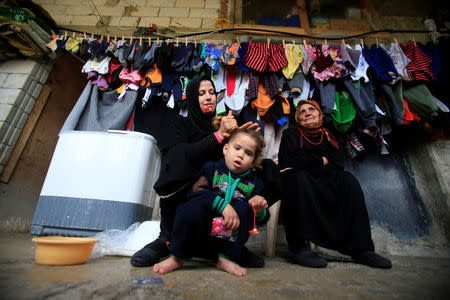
298, 103, 320, 127
223, 133, 257, 175
198, 80, 217, 114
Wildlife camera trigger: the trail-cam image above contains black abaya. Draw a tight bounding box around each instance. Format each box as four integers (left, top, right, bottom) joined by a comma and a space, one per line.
278, 127, 375, 254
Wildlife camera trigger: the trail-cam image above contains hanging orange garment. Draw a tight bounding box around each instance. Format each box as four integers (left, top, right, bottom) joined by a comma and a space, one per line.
251, 82, 275, 116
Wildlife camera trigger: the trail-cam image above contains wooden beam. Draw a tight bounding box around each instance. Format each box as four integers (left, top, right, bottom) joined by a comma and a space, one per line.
0, 85, 51, 183
233, 24, 306, 36
234, 0, 242, 24
297, 0, 310, 34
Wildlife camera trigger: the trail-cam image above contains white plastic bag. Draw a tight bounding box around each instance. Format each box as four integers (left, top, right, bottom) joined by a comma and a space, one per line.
89, 221, 160, 259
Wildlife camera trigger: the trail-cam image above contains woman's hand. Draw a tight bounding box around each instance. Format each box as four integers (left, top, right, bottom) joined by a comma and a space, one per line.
222, 204, 240, 230
322, 157, 329, 165
238, 121, 261, 133
248, 195, 268, 214
217, 111, 238, 140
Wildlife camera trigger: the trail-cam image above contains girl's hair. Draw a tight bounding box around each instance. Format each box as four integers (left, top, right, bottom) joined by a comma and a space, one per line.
227, 128, 266, 170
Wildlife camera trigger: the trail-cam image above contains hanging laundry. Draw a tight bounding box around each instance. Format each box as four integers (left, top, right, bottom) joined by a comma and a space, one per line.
400, 41, 434, 81
379, 43, 411, 81
362, 44, 399, 83
282, 44, 303, 79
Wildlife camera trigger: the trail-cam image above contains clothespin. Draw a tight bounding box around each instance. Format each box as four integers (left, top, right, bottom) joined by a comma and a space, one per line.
324, 39, 327, 45
139, 37, 142, 45
194, 37, 196, 46
185, 37, 188, 45
107, 34, 110, 42
114, 36, 117, 42
130, 36, 133, 43
292, 39, 295, 45
148, 37, 151, 45
341, 39, 346, 46
267, 38, 270, 49
303, 39, 307, 47
157, 37, 160, 45
360, 38, 364, 48
236, 37, 240, 44
176, 37, 179, 46
394, 38, 398, 45
64, 31, 67, 39
100, 35, 103, 42
282, 39, 285, 46
91, 32, 94, 39
83, 32, 87, 38
376, 38, 379, 48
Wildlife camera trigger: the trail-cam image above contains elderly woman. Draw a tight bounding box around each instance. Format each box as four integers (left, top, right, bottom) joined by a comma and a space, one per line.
131, 75, 269, 268
278, 100, 391, 269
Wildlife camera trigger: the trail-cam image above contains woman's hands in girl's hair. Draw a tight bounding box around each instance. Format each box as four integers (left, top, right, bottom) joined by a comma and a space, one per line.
222, 204, 240, 230
237, 121, 261, 133
322, 157, 329, 165
217, 111, 238, 140
248, 195, 268, 214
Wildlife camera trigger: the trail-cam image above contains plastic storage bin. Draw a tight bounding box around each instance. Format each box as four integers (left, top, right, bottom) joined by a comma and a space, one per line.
31, 130, 161, 236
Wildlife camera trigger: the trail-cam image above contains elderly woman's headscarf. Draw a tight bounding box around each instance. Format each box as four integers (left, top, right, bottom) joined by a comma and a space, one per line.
295, 100, 339, 149
185, 74, 217, 140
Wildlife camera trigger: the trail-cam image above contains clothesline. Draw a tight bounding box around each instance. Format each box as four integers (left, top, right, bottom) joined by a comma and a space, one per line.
56, 26, 443, 46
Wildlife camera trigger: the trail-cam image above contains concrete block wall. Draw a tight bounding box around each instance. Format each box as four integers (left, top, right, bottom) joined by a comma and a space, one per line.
33, 0, 221, 29
0, 59, 54, 175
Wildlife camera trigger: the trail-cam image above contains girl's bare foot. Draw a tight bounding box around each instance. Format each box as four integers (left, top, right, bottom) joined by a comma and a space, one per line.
153, 256, 184, 274
216, 256, 247, 276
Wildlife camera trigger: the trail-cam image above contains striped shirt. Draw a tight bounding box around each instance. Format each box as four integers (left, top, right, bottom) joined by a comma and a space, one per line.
400, 41, 434, 81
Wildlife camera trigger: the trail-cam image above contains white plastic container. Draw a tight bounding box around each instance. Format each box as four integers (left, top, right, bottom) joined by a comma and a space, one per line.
31, 130, 161, 236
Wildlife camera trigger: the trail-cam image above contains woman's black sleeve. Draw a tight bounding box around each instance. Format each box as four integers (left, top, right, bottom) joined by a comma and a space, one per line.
324, 142, 345, 170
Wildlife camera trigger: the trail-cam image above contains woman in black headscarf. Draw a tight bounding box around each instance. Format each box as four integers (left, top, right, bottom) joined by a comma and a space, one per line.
131, 75, 266, 268
278, 100, 391, 269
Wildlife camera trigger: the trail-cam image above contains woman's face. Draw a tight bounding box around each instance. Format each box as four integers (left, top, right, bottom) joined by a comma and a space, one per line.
198, 80, 217, 114
298, 103, 320, 127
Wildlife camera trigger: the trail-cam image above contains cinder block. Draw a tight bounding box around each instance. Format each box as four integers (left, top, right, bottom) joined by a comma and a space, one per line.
16, 111, 29, 130
146, 0, 175, 7
7, 128, 21, 147
201, 18, 217, 29
159, 7, 189, 17
18, 94, 31, 111
0, 74, 7, 87
0, 89, 25, 106
65, 5, 94, 15
51, 15, 73, 26
26, 79, 38, 99
138, 16, 171, 27
9, 106, 24, 129
170, 17, 202, 28
129, 0, 146, 5
41, 4, 69, 15
205, 0, 220, 9
189, 8, 219, 18
33, 0, 56, 4
3, 74, 33, 90
0, 121, 9, 138
1, 124, 14, 145
109, 17, 140, 27
0, 144, 12, 165
71, 16, 98, 26
0, 60, 40, 76
24, 97, 36, 114
94, 7, 123, 17
32, 83, 43, 100
175, 0, 204, 8
0, 104, 18, 124
130, 7, 159, 17
54, 0, 88, 4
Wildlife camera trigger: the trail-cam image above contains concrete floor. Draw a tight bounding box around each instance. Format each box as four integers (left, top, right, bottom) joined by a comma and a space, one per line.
1, 233, 449, 300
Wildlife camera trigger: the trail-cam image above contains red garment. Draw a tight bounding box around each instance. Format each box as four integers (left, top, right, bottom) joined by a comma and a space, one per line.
400, 41, 434, 81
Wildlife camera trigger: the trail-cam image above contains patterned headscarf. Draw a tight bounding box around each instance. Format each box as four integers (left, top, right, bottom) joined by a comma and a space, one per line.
295, 100, 339, 149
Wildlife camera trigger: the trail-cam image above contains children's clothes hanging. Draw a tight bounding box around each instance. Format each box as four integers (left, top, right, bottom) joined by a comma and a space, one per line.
379, 43, 411, 81
400, 41, 435, 81
350, 44, 370, 83
282, 44, 304, 79
362, 44, 399, 82
60, 82, 138, 132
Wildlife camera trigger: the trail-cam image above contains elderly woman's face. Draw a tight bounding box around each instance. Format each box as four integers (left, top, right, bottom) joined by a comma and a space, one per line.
298, 103, 320, 127
198, 80, 217, 114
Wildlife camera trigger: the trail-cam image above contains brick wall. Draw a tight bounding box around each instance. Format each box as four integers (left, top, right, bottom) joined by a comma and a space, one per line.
0, 60, 53, 175
33, 0, 221, 30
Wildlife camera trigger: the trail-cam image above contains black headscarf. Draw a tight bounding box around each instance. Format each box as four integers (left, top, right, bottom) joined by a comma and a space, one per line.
185, 74, 217, 141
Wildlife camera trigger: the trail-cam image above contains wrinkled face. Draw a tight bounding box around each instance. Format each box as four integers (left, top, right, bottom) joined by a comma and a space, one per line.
298, 103, 320, 127
198, 80, 217, 114
223, 133, 257, 175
